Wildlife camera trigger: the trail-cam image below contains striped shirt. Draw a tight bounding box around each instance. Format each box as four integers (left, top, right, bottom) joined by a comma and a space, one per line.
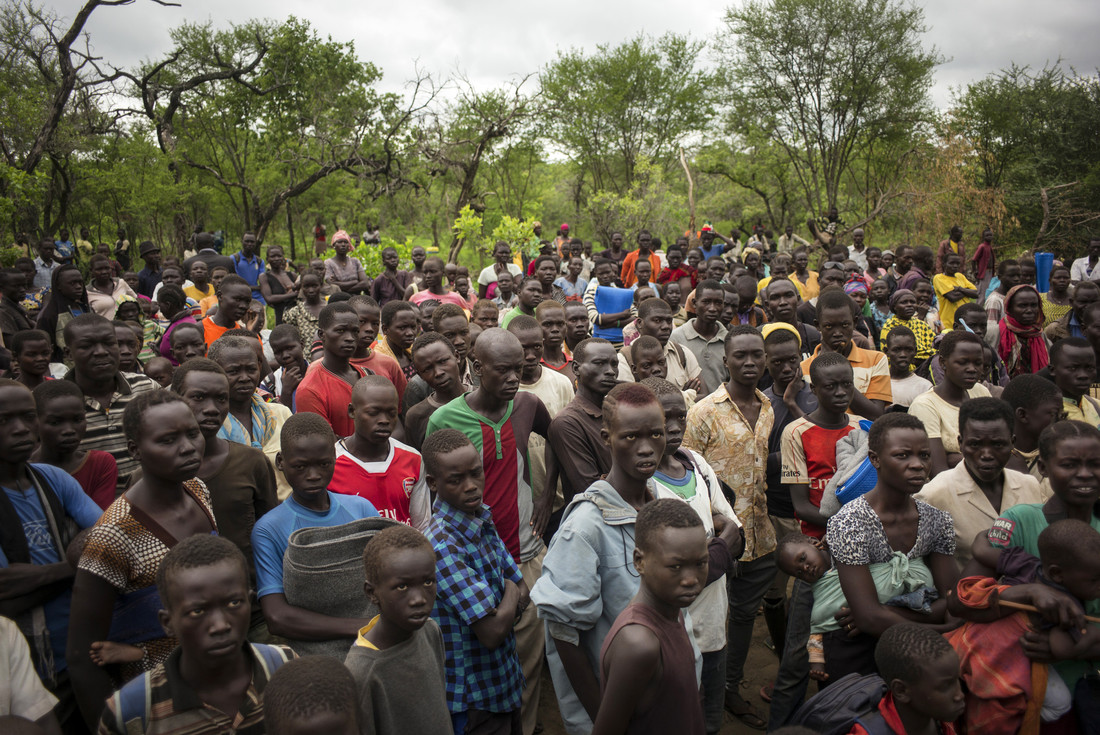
98, 643, 296, 735
67, 370, 155, 496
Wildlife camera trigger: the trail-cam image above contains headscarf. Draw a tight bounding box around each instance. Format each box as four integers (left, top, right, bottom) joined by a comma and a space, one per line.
889, 288, 915, 311
844, 277, 868, 296
741, 246, 762, 264
330, 229, 351, 247
998, 284, 1048, 376
761, 322, 802, 346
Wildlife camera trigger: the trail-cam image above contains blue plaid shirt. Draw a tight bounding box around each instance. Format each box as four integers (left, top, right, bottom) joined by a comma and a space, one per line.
428, 498, 525, 714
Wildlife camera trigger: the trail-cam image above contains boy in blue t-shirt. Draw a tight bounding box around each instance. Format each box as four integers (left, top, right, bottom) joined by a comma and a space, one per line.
0, 379, 103, 732
252, 412, 378, 643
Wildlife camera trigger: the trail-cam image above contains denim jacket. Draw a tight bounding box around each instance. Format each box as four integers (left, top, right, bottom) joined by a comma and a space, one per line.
532, 479, 649, 734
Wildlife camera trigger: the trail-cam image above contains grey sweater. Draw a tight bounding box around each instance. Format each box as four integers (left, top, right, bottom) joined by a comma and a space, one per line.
344, 618, 453, 734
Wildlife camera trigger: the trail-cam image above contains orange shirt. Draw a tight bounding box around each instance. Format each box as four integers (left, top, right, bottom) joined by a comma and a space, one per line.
620, 251, 662, 288
200, 318, 243, 346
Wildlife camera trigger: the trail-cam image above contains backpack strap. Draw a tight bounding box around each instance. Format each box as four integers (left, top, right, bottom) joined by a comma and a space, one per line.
112, 673, 152, 732
853, 710, 893, 735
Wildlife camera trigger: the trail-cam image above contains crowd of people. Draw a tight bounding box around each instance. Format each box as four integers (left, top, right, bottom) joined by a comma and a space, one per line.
1, 218, 1099, 735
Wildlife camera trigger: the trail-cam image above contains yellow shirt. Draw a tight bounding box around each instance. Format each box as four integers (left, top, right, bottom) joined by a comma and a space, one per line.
356, 615, 381, 650
932, 272, 976, 329
185, 283, 216, 302
1064, 396, 1100, 429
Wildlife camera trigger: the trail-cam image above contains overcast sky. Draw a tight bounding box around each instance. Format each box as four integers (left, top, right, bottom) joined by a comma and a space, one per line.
66, 0, 1100, 108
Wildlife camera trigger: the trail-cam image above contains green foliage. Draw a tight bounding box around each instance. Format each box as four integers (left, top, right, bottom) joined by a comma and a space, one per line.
584, 158, 687, 244
720, 0, 942, 219
491, 216, 538, 258
541, 33, 715, 197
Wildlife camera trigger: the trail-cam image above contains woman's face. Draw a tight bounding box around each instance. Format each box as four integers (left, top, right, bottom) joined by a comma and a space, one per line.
1050, 268, 1071, 294
91, 260, 113, 283
537, 260, 557, 286
687, 250, 701, 269
268, 249, 285, 270
871, 427, 931, 495
422, 259, 443, 289
117, 302, 140, 322
58, 270, 84, 301
894, 294, 917, 320
850, 290, 867, 310
1040, 436, 1100, 510
1009, 288, 1041, 326
881, 252, 895, 270
944, 342, 983, 391
794, 251, 808, 271
744, 252, 761, 270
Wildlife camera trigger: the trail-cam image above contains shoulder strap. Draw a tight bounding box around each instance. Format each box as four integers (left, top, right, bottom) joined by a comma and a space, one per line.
113, 673, 152, 731
853, 710, 892, 735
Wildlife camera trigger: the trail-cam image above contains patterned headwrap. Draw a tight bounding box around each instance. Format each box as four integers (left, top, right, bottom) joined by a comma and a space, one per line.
844, 277, 868, 296
331, 229, 351, 246
741, 247, 762, 263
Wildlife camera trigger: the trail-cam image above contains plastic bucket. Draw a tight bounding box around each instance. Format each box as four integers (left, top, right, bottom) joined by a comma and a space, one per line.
1035, 252, 1054, 294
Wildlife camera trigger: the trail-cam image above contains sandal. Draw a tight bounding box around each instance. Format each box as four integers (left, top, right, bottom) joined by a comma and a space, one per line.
724, 690, 767, 730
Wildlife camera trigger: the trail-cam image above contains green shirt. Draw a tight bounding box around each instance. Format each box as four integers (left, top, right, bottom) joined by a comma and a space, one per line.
988, 502, 1100, 684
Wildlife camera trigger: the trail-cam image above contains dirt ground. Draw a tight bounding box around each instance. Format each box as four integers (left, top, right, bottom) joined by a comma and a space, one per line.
535, 608, 796, 734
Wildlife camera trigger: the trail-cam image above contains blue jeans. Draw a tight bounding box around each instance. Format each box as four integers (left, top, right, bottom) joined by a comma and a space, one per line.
725, 553, 777, 689
702, 648, 727, 734
767, 578, 813, 730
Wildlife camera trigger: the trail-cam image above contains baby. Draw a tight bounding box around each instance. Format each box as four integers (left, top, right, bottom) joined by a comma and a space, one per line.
777, 533, 940, 681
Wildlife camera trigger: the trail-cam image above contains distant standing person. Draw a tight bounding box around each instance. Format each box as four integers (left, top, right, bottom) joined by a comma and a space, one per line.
232, 231, 266, 304
324, 230, 371, 295
478, 240, 523, 299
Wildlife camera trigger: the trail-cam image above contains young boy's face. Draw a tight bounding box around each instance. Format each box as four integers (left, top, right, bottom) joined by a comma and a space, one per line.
810, 362, 855, 415
603, 401, 665, 482
1049, 555, 1100, 604
38, 395, 86, 455
384, 309, 419, 351
777, 539, 830, 584
1020, 397, 1065, 437
217, 345, 261, 406
634, 525, 707, 610
656, 392, 687, 457
539, 306, 565, 349
897, 650, 965, 724
130, 401, 204, 482
170, 327, 207, 366
412, 341, 461, 393
322, 311, 360, 359
664, 283, 682, 309
473, 307, 498, 331
178, 370, 231, 438
565, 304, 590, 342
428, 443, 484, 514
219, 284, 253, 323
114, 326, 140, 370
632, 345, 667, 382
886, 334, 917, 373
0, 386, 37, 464
271, 334, 305, 369
349, 384, 398, 446
123, 272, 140, 291
944, 254, 961, 277
364, 546, 437, 635
436, 314, 470, 363
278, 434, 337, 506
16, 338, 51, 378
159, 558, 251, 670
475, 339, 522, 403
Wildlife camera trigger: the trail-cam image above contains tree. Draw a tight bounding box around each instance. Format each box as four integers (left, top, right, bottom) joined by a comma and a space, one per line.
719, 0, 942, 228
417, 75, 539, 262
540, 33, 715, 198
127, 17, 430, 247
0, 0, 176, 238
950, 64, 1100, 249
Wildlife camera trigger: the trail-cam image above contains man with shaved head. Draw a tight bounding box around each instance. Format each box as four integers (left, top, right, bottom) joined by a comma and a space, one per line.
425, 327, 554, 734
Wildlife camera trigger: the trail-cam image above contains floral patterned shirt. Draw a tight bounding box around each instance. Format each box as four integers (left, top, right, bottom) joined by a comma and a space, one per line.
683, 384, 775, 561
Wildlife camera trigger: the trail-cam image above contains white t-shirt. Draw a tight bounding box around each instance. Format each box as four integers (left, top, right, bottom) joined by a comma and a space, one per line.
908, 384, 991, 453
477, 263, 522, 287
0, 616, 58, 720
890, 373, 932, 407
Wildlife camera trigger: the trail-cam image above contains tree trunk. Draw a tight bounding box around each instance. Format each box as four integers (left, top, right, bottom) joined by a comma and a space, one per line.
286, 205, 296, 261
